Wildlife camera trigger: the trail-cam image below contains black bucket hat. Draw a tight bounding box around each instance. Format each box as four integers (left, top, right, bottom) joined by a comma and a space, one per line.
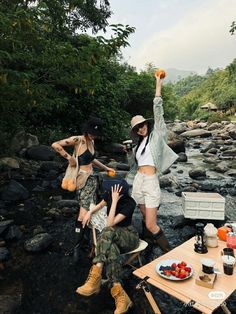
102, 178, 129, 196
83, 116, 103, 137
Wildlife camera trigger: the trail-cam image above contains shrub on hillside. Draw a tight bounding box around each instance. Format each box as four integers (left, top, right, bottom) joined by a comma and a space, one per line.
207, 112, 230, 124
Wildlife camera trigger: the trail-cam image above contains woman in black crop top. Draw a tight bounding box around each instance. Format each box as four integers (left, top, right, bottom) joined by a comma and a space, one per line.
52, 117, 115, 262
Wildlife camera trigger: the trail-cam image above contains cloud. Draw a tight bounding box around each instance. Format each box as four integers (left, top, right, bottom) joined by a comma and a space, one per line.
131, 0, 236, 73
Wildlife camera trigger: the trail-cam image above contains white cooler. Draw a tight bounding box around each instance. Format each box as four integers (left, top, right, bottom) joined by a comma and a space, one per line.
182, 192, 225, 220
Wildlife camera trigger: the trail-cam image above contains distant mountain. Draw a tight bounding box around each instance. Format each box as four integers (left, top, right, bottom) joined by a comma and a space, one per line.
165, 68, 197, 83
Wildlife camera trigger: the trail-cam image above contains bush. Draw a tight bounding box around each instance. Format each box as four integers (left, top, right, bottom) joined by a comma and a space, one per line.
207, 112, 230, 124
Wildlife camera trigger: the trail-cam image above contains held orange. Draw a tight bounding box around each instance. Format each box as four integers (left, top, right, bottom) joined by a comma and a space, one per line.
107, 170, 116, 177
155, 69, 166, 79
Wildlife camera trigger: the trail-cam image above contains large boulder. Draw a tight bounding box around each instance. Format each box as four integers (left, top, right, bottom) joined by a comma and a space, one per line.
26, 145, 56, 161
180, 129, 212, 138
0, 180, 29, 201
10, 131, 39, 153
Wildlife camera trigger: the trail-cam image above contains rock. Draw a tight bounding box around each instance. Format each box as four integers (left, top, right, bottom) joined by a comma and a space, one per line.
159, 176, 173, 188
4, 225, 23, 241
171, 123, 188, 134
10, 131, 39, 153
222, 148, 236, 157
26, 145, 56, 161
0, 247, 10, 261
214, 162, 229, 173
229, 129, 236, 140
116, 163, 130, 171
0, 220, 14, 236
180, 129, 212, 138
0, 157, 20, 170
24, 233, 53, 252
0, 180, 29, 201
208, 122, 221, 131
177, 152, 187, 162
168, 138, 186, 153
102, 143, 125, 154
56, 200, 79, 208
227, 169, 236, 177
39, 161, 63, 172
189, 168, 206, 179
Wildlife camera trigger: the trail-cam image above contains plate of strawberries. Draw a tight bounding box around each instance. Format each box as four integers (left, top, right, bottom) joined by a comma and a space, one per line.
156, 259, 193, 280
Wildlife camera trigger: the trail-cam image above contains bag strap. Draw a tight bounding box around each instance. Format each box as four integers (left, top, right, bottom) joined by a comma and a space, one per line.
73, 137, 83, 158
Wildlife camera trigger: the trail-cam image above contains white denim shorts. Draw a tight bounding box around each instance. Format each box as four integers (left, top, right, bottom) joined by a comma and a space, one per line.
131, 172, 161, 208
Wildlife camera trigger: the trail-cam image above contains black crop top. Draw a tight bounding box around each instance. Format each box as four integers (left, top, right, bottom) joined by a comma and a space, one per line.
78, 149, 95, 165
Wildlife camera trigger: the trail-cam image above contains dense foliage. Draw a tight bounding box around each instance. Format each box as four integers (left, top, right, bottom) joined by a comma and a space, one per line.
0, 1, 235, 155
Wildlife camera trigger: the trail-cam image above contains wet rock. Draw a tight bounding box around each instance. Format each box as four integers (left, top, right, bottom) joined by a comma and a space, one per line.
222, 148, 236, 157
0, 247, 10, 261
189, 168, 206, 179
0, 180, 29, 201
24, 233, 53, 252
168, 137, 186, 153
159, 176, 173, 188
177, 152, 187, 162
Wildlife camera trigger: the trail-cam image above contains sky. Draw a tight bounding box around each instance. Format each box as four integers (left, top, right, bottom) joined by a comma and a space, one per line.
98, 0, 236, 74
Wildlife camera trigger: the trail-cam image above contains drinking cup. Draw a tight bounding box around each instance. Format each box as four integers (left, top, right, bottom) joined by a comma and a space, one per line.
221, 247, 235, 257
122, 140, 133, 152
201, 258, 215, 274
222, 255, 235, 276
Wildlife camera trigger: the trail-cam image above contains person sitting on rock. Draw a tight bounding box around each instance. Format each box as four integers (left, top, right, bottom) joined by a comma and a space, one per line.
76, 178, 139, 314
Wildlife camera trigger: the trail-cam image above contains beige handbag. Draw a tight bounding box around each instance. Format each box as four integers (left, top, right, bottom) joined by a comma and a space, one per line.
61, 141, 90, 192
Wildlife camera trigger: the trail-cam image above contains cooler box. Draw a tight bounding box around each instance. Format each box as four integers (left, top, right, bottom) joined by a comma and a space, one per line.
182, 192, 225, 220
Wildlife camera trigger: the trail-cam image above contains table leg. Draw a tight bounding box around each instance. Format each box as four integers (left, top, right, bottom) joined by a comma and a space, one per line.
220, 302, 231, 314
136, 277, 162, 314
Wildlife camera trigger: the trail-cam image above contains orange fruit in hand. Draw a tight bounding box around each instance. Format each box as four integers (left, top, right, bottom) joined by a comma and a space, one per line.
107, 170, 116, 177
155, 69, 166, 79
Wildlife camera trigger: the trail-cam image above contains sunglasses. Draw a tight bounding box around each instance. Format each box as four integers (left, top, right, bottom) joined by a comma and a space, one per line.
133, 121, 146, 133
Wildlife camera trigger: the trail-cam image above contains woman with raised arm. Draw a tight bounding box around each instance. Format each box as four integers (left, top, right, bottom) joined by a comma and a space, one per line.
127, 71, 178, 253
76, 179, 139, 314
51, 117, 115, 262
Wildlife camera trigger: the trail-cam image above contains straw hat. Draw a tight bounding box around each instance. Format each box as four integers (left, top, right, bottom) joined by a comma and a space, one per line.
130, 115, 153, 138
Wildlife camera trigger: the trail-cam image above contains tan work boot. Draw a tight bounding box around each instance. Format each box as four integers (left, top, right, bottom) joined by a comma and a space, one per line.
76, 265, 102, 296
111, 283, 133, 314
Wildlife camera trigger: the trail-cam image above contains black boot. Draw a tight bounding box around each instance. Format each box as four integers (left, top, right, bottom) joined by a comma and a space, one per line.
73, 220, 88, 263
141, 221, 154, 260
152, 228, 171, 253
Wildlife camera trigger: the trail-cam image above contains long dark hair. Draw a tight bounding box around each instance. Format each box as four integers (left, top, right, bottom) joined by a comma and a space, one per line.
134, 122, 152, 158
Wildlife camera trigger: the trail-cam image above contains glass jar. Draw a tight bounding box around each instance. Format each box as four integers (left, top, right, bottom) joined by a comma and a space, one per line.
227, 232, 236, 249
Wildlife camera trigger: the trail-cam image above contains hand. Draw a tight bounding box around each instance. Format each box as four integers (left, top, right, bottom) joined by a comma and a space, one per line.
111, 184, 122, 203
82, 211, 91, 228
107, 167, 116, 177
69, 156, 77, 167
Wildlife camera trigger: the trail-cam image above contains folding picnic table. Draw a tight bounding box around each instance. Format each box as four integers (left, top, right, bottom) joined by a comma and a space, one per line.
133, 237, 235, 314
